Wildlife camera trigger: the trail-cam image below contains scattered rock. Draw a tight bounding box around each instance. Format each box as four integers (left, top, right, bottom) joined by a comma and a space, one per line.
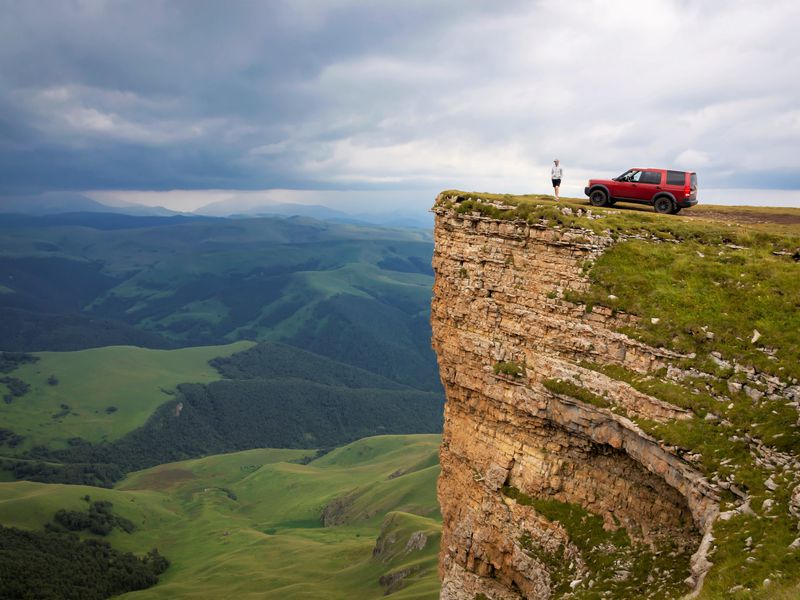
404, 531, 428, 553
379, 567, 419, 594
729, 584, 745, 593
751, 329, 762, 344
764, 475, 778, 492
728, 382, 743, 394
650, 317, 660, 325
744, 386, 763, 401
790, 485, 800, 519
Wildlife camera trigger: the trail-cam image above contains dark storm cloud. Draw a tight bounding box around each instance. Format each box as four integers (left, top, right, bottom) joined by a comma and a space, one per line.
1, 0, 799, 201
0, 0, 505, 192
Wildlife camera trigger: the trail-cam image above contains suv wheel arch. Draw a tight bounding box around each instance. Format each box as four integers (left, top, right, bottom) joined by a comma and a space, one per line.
653, 194, 676, 214
588, 186, 610, 207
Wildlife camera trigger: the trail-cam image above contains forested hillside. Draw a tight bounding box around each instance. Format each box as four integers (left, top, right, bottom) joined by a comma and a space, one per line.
0, 213, 442, 488
0, 212, 438, 389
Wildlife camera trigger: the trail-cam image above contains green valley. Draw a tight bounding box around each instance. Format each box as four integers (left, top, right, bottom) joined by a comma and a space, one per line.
0, 435, 442, 599
0, 342, 252, 451
0, 212, 445, 597
0, 214, 438, 390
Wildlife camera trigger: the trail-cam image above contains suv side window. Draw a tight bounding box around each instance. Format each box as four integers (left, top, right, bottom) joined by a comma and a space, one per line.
640, 170, 662, 185
666, 170, 685, 186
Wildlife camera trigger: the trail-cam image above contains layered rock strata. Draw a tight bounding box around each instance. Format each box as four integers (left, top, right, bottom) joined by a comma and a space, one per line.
431, 197, 720, 599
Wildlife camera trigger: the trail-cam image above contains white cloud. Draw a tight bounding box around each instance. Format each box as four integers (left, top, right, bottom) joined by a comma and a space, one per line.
675, 149, 712, 169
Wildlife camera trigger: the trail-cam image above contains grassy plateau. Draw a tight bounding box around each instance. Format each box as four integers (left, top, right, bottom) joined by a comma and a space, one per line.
440, 191, 800, 599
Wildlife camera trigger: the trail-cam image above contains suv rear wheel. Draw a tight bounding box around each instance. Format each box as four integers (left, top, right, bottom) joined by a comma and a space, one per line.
654, 196, 675, 214
589, 189, 609, 207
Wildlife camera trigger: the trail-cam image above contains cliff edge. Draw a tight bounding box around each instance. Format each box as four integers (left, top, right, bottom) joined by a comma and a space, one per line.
431, 192, 800, 599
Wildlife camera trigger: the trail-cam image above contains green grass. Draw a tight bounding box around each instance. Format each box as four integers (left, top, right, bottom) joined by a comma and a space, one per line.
0, 342, 252, 451
0, 434, 442, 599
493, 361, 525, 378
575, 239, 800, 381
542, 378, 611, 409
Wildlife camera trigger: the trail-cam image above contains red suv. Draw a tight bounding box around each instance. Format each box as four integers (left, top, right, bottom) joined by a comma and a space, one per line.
584, 168, 698, 214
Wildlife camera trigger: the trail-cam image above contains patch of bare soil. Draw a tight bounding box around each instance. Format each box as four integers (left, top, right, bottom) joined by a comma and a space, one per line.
683, 209, 800, 226
125, 467, 196, 490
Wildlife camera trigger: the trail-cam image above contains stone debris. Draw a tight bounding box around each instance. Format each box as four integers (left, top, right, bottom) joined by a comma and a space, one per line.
729, 584, 745, 593
751, 329, 762, 344
404, 531, 428, 553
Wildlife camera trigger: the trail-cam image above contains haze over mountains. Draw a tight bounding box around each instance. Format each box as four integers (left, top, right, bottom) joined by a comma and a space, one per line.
0, 192, 433, 228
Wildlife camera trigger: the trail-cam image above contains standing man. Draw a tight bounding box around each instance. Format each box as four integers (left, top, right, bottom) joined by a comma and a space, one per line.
551, 159, 563, 201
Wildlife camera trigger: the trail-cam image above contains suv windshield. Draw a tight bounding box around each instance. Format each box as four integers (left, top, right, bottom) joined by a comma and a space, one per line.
617, 170, 642, 182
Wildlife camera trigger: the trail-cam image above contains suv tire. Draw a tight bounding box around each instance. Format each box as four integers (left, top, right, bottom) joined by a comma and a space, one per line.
654, 196, 675, 214
589, 189, 609, 207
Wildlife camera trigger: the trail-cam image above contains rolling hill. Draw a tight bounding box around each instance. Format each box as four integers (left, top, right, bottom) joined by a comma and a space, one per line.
0, 212, 439, 391
0, 435, 442, 599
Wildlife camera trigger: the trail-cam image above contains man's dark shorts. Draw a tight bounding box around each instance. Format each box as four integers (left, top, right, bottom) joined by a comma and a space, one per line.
552, 179, 561, 187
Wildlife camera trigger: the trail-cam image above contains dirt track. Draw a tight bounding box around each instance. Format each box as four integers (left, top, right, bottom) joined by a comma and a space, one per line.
682, 209, 800, 226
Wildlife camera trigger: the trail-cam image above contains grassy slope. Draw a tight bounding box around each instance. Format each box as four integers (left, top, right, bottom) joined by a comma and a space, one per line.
0, 342, 252, 451
441, 192, 800, 599
0, 435, 442, 599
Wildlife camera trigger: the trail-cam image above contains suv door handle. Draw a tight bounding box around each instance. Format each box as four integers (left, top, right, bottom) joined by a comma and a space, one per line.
656, 186, 662, 189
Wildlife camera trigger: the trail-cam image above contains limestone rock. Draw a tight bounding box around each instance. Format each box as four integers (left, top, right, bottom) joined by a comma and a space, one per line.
431, 199, 720, 599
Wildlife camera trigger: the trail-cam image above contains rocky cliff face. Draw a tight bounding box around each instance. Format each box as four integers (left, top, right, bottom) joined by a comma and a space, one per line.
431, 195, 731, 599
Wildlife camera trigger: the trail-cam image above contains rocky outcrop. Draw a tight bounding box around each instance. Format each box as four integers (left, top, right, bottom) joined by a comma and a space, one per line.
431, 196, 721, 599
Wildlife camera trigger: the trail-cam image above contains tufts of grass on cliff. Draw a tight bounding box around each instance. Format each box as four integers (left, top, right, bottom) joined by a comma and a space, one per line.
502, 485, 693, 599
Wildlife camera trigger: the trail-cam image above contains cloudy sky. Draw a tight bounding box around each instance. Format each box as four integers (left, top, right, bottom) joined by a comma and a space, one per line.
2, 0, 799, 212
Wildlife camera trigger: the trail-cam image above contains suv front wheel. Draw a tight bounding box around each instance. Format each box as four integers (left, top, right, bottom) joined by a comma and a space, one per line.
589, 189, 609, 207
653, 196, 675, 214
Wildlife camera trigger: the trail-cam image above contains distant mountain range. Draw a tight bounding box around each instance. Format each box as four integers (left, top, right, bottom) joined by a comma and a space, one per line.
1, 192, 433, 228
0, 192, 180, 217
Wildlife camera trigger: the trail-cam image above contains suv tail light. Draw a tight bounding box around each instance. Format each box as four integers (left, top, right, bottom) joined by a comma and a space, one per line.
684, 185, 691, 197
